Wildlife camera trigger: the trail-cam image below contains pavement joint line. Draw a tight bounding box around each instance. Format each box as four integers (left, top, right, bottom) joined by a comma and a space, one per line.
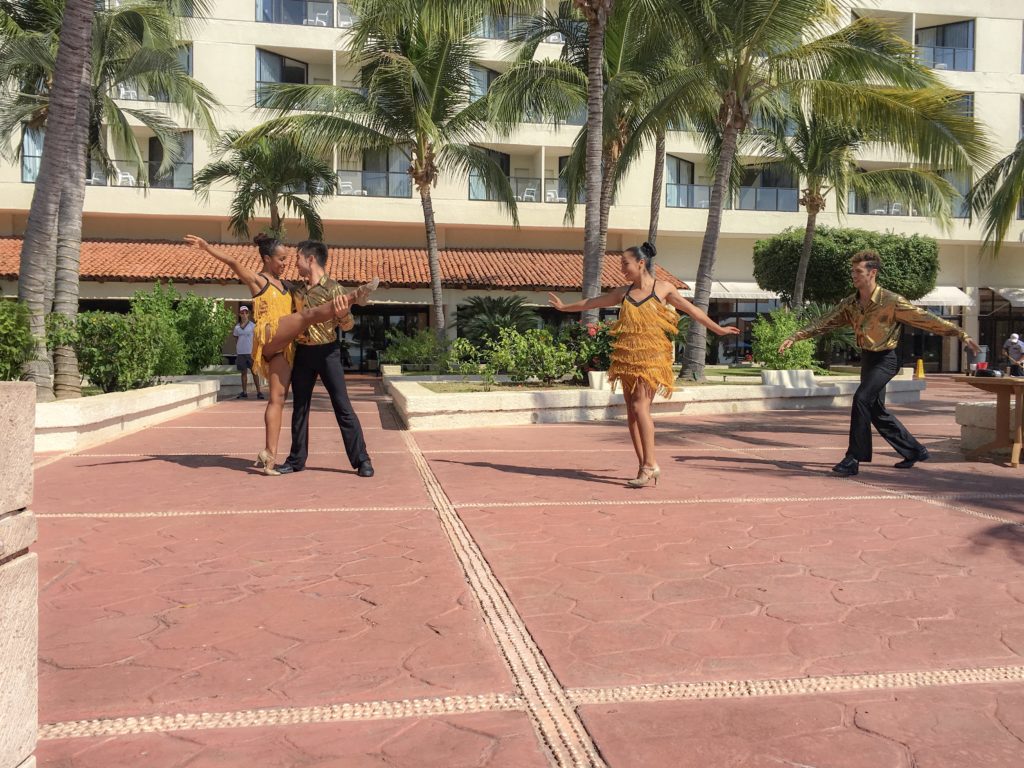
566, 665, 1024, 706
35, 505, 433, 519
455, 492, 1018, 510
38, 692, 527, 740
69, 450, 412, 458
400, 427, 608, 768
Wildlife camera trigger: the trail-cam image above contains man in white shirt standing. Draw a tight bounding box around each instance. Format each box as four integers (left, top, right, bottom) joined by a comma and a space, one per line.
233, 306, 263, 399
1003, 332, 1024, 377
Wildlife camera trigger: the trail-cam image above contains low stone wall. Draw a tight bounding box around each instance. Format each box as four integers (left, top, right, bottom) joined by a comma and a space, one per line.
386, 372, 925, 430
0, 382, 38, 768
35, 378, 220, 453
956, 401, 1017, 453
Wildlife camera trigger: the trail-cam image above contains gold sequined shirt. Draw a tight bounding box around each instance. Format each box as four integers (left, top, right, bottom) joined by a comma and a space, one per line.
792, 286, 969, 351
292, 275, 354, 346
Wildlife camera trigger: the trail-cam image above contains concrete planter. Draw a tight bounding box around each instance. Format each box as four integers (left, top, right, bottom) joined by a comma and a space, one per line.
0, 382, 38, 768
35, 378, 220, 453
956, 401, 1017, 454
588, 370, 609, 390
380, 364, 402, 377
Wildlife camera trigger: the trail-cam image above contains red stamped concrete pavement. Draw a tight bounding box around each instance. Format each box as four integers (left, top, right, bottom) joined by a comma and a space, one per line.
579, 683, 1024, 768
34, 375, 1024, 766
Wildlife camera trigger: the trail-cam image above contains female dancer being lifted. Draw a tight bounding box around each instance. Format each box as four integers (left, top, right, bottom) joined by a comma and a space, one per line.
550, 242, 740, 487
184, 234, 377, 474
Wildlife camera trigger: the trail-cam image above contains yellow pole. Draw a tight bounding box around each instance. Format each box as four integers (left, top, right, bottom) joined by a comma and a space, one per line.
914, 358, 925, 379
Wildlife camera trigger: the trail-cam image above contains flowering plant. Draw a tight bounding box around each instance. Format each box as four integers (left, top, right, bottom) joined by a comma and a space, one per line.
559, 320, 613, 373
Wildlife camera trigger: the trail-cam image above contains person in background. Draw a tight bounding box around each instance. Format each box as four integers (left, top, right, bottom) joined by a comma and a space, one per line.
232, 306, 263, 400
1002, 332, 1024, 376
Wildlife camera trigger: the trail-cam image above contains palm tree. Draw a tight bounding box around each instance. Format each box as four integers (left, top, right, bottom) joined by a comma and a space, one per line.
490, 2, 680, 279
247, 0, 521, 334
2, 0, 217, 398
194, 132, 337, 240
457, 295, 539, 346
966, 139, 1024, 253
755, 91, 987, 306
5, 0, 93, 400
645, 2, 991, 380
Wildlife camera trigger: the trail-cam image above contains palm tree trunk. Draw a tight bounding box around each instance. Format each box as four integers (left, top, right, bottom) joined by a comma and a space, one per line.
598, 159, 614, 260
419, 186, 445, 337
682, 120, 739, 381
269, 199, 281, 236
648, 128, 666, 246
579, 0, 611, 324
17, 0, 94, 401
792, 209, 819, 308
53, 21, 95, 400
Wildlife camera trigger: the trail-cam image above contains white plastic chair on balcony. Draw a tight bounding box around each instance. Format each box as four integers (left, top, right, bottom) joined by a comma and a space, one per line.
889, 203, 903, 216
522, 187, 537, 202
306, 10, 330, 26
115, 167, 136, 187
339, 181, 354, 195
118, 84, 138, 100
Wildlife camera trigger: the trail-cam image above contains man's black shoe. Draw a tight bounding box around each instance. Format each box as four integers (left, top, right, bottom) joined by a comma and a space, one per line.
235, 392, 248, 399
832, 457, 859, 476
276, 463, 301, 475
357, 460, 374, 478
894, 448, 930, 469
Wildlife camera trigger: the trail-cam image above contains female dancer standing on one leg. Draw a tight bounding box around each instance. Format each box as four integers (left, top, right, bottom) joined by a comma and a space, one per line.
550, 242, 740, 487
184, 233, 375, 474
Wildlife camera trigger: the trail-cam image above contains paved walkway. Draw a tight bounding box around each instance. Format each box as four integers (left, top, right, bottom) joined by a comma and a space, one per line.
32, 376, 1024, 767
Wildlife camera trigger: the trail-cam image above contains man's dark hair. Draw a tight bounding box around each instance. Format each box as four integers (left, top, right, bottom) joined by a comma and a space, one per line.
296, 240, 329, 268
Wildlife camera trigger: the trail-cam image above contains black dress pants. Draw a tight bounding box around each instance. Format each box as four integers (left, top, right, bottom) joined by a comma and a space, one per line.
847, 349, 923, 463
286, 342, 369, 470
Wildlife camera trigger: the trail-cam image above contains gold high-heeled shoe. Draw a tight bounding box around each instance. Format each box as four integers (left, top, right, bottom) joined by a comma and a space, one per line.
255, 449, 280, 476
627, 465, 660, 488
352, 276, 380, 306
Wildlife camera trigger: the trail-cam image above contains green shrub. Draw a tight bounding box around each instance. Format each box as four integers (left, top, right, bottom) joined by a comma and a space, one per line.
381, 328, 446, 368
558, 321, 613, 377
753, 226, 939, 304
0, 299, 35, 381
130, 283, 187, 377
751, 309, 817, 370
487, 328, 577, 384
74, 312, 161, 392
456, 296, 539, 346
174, 293, 235, 375
444, 337, 496, 388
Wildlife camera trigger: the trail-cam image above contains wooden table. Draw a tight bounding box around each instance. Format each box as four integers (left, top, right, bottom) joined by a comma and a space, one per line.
955, 376, 1024, 468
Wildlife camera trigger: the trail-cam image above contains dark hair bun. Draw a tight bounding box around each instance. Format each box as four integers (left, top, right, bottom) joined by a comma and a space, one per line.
253, 233, 273, 245
640, 241, 657, 260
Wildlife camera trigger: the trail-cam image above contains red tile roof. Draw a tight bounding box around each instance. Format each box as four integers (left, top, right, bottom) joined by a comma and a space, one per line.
0, 238, 687, 292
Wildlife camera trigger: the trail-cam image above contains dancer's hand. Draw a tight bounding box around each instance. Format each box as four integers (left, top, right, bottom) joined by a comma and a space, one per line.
548, 293, 565, 311
778, 338, 795, 353
184, 234, 210, 252
352, 277, 379, 306
965, 338, 981, 355
716, 325, 741, 337
332, 294, 353, 318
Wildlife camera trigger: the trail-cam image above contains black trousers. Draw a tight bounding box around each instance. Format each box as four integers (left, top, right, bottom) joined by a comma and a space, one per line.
847, 349, 923, 462
286, 342, 369, 470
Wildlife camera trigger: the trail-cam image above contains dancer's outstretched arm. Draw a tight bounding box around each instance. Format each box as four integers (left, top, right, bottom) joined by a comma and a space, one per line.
185, 235, 265, 295
663, 287, 741, 337
548, 288, 627, 312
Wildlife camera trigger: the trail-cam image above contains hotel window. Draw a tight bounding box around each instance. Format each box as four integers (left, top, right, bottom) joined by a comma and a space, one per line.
21, 126, 44, 183
916, 20, 975, 71
469, 65, 499, 102
256, 49, 308, 106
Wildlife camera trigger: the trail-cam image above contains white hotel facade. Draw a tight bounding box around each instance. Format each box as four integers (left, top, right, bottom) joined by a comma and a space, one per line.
2, 0, 1024, 371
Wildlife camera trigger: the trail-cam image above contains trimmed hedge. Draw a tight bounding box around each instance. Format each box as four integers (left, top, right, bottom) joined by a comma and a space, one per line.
753, 227, 939, 304
0, 299, 35, 381
75, 312, 162, 392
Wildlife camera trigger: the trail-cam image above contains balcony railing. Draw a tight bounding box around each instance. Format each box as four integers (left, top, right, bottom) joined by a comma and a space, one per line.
666, 184, 715, 209
82, 161, 193, 189
736, 186, 799, 212
468, 174, 541, 202
542, 179, 584, 204
337, 170, 412, 198
149, 161, 194, 189
257, 0, 334, 27
917, 45, 974, 71
847, 194, 920, 217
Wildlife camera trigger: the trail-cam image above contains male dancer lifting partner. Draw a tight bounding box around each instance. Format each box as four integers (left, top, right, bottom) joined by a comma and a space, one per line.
276, 240, 376, 477
779, 249, 981, 477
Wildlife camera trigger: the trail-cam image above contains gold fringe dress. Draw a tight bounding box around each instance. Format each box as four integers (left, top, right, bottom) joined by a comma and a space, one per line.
250, 276, 295, 380
607, 285, 679, 398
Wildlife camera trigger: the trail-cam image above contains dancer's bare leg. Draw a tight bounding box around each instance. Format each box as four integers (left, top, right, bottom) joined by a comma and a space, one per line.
264, 354, 292, 456
630, 381, 658, 469
262, 280, 377, 358
625, 392, 644, 471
